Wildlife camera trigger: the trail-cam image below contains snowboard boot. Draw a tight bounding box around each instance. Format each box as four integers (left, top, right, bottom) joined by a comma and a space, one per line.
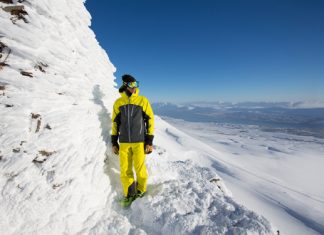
119, 196, 135, 208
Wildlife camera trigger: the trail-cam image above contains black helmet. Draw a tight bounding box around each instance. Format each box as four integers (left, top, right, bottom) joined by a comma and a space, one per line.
119, 74, 137, 92
122, 74, 136, 83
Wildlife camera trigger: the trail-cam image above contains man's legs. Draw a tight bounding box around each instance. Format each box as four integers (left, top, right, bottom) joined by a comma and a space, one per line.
132, 142, 148, 194
119, 143, 136, 197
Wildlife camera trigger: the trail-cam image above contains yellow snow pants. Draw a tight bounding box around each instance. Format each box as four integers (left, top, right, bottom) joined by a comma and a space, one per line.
119, 142, 148, 197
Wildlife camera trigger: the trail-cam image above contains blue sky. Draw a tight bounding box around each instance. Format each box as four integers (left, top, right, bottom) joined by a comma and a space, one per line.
85, 0, 324, 103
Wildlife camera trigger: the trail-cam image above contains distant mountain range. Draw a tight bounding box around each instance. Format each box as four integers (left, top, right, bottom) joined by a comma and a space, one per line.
153, 101, 324, 110
152, 101, 324, 138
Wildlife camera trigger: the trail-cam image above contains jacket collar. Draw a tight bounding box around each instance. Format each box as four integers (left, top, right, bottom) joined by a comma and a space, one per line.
120, 88, 140, 99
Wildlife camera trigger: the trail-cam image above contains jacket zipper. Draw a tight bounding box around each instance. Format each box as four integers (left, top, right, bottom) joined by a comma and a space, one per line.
139, 120, 143, 135
128, 97, 131, 142
131, 105, 134, 117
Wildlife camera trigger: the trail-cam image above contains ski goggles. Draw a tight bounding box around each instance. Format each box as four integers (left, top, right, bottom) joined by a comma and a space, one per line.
124, 81, 139, 88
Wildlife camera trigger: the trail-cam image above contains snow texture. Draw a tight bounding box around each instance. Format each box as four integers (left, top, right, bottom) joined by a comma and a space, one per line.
164, 117, 324, 235
1, 0, 275, 234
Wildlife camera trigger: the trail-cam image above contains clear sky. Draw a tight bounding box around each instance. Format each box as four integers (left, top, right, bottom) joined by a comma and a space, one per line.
85, 0, 324, 103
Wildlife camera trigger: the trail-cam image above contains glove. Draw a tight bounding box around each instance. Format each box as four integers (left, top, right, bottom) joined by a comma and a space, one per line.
145, 144, 153, 154
112, 145, 119, 155
144, 135, 154, 154
111, 135, 119, 155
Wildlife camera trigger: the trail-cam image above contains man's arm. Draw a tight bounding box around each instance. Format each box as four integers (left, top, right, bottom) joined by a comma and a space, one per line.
111, 102, 120, 154
143, 98, 154, 153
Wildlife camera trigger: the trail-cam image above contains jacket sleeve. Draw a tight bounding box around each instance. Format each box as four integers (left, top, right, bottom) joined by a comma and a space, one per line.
143, 97, 154, 145
111, 101, 120, 144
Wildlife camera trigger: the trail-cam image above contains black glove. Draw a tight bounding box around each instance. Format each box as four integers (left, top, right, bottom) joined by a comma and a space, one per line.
145, 135, 154, 154
145, 135, 154, 146
111, 135, 119, 154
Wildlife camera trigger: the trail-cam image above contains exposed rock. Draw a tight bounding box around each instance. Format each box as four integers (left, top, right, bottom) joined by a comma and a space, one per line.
45, 124, 52, 130
32, 150, 56, 165
36, 119, 41, 132
20, 71, 33, 77
34, 62, 48, 73
0, 62, 9, 70
52, 183, 62, 189
38, 150, 56, 157
2, 5, 28, 23
20, 141, 26, 146
12, 148, 20, 153
2, 5, 27, 15
0, 0, 13, 4
0, 42, 11, 67
31, 113, 40, 119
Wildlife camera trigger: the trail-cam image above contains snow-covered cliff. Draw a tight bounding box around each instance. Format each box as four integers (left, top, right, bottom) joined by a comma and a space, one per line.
0, 0, 118, 233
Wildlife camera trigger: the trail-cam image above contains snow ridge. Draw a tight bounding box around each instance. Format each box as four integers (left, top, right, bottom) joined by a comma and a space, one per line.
1, 0, 117, 233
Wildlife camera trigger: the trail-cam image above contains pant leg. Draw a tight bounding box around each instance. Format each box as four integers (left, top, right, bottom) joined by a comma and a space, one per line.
132, 142, 148, 193
119, 143, 135, 197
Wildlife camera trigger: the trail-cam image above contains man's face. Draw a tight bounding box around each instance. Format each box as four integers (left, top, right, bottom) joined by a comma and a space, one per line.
127, 87, 136, 94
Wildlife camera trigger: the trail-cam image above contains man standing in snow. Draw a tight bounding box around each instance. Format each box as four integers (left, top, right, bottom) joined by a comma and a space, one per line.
111, 74, 154, 207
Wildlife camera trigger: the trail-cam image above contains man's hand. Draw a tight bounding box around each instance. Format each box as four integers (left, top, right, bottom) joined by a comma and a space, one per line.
145, 144, 153, 154
145, 134, 154, 154
111, 135, 119, 155
112, 145, 119, 155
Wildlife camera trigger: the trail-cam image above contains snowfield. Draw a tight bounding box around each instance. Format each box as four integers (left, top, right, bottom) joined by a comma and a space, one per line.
0, 0, 296, 234
162, 117, 324, 235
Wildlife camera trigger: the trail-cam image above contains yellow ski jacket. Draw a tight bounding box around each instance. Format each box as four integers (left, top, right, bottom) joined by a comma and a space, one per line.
111, 88, 154, 144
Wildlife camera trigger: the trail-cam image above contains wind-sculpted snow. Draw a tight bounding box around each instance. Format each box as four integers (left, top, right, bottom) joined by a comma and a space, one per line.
1, 1, 276, 234
129, 160, 273, 235
0, 0, 117, 234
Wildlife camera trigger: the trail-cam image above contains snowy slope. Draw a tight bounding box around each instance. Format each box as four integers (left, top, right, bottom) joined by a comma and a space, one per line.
163, 117, 324, 235
1, 1, 276, 234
